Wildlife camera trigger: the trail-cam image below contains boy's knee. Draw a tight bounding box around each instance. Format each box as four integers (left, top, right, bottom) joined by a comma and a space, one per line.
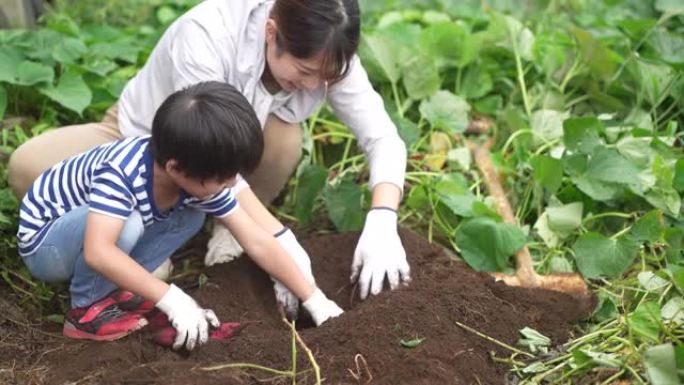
117, 211, 145, 252
184, 209, 206, 234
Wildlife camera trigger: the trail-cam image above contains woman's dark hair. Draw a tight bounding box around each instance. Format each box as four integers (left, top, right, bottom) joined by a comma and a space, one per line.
271, 0, 360, 83
150, 81, 264, 181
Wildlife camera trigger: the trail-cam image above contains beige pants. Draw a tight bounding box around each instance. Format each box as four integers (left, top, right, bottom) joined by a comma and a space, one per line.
8, 105, 302, 203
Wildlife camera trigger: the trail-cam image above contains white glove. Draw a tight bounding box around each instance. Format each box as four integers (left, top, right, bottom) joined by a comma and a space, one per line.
204, 176, 250, 266
205, 222, 244, 266
302, 288, 344, 326
156, 284, 220, 350
273, 228, 315, 320
351, 207, 411, 299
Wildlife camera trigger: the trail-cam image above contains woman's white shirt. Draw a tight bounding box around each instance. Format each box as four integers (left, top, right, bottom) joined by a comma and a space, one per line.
118, 0, 406, 191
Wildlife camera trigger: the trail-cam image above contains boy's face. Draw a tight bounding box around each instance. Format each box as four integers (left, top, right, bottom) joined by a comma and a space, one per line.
179, 176, 236, 200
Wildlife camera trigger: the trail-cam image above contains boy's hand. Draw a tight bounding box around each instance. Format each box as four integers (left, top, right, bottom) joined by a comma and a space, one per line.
302, 288, 344, 326
273, 228, 315, 319
351, 208, 411, 299
156, 284, 220, 350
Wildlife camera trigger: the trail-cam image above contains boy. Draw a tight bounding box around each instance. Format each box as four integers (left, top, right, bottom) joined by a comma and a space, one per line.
17, 82, 343, 350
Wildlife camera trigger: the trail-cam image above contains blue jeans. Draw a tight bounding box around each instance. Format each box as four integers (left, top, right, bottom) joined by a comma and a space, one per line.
22, 205, 206, 308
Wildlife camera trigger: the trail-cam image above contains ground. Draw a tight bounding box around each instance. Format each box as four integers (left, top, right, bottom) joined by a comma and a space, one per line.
0, 230, 594, 384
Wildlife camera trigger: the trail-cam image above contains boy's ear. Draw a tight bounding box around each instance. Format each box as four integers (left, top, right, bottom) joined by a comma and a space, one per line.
265, 18, 277, 44
164, 159, 181, 176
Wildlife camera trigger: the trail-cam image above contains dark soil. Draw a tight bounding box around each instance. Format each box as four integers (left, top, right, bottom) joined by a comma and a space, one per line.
1, 230, 594, 385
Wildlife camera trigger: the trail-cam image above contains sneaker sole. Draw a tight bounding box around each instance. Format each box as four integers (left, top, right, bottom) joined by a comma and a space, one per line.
63, 317, 148, 341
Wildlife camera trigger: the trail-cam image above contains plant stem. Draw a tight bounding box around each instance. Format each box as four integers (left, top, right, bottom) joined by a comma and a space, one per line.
455, 321, 534, 357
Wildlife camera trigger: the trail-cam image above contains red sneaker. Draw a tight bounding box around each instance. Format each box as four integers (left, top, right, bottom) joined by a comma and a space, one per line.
63, 300, 148, 341
108, 290, 155, 315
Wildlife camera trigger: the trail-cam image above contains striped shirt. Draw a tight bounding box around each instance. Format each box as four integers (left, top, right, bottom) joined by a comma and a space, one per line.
18, 136, 238, 256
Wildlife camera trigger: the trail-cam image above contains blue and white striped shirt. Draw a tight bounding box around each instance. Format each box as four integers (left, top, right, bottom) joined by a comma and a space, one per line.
18, 136, 238, 256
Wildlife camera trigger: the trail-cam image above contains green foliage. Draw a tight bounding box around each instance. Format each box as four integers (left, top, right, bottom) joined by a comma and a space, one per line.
3, 1, 684, 383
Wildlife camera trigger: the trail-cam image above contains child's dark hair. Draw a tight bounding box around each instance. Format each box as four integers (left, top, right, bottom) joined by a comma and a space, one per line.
150, 81, 263, 181
271, 0, 360, 83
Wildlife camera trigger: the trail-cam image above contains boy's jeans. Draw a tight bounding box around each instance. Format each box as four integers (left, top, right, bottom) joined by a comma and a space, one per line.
22, 205, 206, 308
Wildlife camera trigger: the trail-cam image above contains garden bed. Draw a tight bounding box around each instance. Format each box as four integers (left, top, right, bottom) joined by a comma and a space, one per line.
1, 230, 593, 384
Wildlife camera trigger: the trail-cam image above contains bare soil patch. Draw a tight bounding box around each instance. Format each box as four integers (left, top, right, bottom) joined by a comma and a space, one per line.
0, 229, 593, 384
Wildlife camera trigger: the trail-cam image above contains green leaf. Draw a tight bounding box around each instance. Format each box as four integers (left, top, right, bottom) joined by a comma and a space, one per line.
518, 327, 551, 353
668, 265, 684, 293
461, 66, 493, 99
419, 22, 477, 68
638, 271, 670, 293
362, 33, 401, 83
156, 5, 179, 25
0, 46, 24, 83
487, 12, 536, 60
648, 28, 684, 65
572, 349, 622, 368
674, 159, 684, 193
572, 233, 640, 278
627, 301, 662, 343
455, 217, 527, 271
294, 165, 328, 224
402, 54, 440, 100
0, 85, 6, 122
419, 91, 471, 134
447, 147, 471, 171
400, 337, 425, 348
662, 297, 684, 326
391, 112, 420, 149
636, 60, 675, 107
323, 179, 364, 231
563, 117, 603, 154
547, 202, 583, 234
406, 185, 429, 211
655, 0, 684, 14
438, 193, 478, 218
631, 210, 664, 243
592, 293, 618, 322
644, 344, 679, 385
39, 71, 92, 114
585, 147, 641, 185
14, 61, 54, 86
52, 37, 87, 64
530, 155, 563, 193
531, 109, 569, 147
572, 27, 618, 81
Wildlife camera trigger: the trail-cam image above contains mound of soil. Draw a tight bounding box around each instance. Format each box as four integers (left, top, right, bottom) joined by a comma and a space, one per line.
1, 230, 593, 384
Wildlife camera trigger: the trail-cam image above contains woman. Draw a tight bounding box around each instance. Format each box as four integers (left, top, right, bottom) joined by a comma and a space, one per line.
9, 0, 410, 319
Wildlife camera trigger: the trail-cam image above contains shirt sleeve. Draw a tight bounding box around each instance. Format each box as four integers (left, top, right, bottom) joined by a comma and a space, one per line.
188, 187, 239, 218
273, 87, 327, 124
326, 55, 407, 193
89, 164, 136, 220
168, 18, 230, 92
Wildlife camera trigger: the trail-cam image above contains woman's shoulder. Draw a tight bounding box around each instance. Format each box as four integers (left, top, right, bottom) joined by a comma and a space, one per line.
179, 0, 271, 33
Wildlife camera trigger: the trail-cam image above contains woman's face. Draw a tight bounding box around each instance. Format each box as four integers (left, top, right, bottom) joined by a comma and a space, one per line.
265, 19, 324, 92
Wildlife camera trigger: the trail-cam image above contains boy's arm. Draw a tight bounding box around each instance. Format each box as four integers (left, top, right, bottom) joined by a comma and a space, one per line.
219, 205, 343, 325
219, 204, 314, 300
83, 212, 219, 350
83, 212, 168, 302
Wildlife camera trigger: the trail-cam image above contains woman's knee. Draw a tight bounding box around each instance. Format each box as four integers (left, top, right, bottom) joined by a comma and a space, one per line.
8, 141, 42, 199
117, 211, 145, 252
262, 116, 302, 163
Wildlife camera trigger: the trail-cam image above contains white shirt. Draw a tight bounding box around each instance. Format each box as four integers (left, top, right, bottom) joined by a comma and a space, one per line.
118, 0, 406, 191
